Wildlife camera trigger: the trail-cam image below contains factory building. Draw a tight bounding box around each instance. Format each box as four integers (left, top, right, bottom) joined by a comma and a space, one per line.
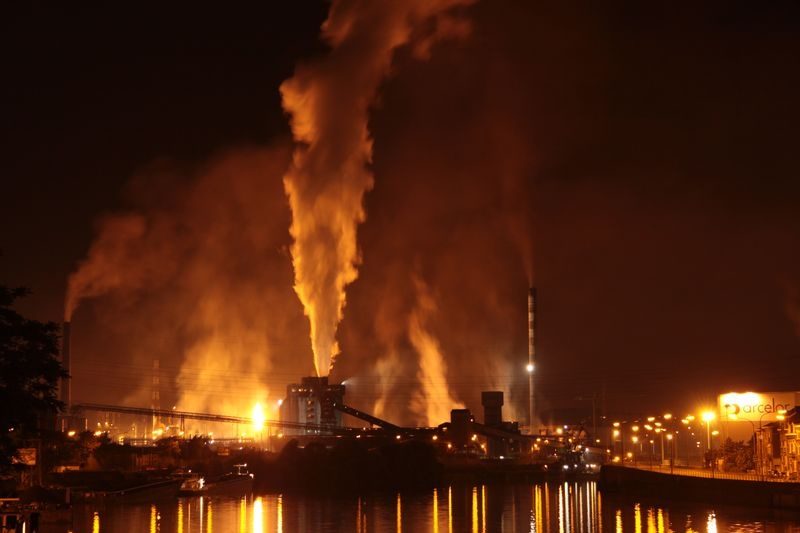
279, 376, 345, 434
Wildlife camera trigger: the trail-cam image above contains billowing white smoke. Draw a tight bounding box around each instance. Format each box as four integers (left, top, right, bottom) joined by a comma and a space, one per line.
281, 0, 475, 377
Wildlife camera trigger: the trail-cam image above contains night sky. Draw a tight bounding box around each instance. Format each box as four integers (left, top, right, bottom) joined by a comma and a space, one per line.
2, 2, 799, 424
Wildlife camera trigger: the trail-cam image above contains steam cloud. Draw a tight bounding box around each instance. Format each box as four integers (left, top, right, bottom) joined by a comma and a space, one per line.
280, 0, 474, 377
409, 275, 463, 426
64, 0, 538, 426
63, 147, 307, 415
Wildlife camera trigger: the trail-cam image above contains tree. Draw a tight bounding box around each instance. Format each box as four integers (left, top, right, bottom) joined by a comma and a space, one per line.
719, 437, 755, 472
0, 286, 66, 472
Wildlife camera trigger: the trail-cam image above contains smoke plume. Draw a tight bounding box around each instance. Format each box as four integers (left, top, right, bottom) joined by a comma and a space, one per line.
280, 0, 474, 377
409, 275, 462, 426
64, 147, 309, 416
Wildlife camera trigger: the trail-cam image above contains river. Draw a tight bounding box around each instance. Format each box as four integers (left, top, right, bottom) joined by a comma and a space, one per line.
43, 481, 800, 532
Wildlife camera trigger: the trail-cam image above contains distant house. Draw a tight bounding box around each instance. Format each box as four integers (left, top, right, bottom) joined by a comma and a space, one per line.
760, 407, 799, 479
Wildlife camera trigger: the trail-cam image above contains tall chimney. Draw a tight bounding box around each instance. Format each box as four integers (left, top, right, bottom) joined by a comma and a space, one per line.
60, 321, 71, 408
527, 287, 536, 431
151, 359, 161, 435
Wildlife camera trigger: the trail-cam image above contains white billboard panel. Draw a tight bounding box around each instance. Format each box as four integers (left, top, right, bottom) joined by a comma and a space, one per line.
718, 391, 796, 423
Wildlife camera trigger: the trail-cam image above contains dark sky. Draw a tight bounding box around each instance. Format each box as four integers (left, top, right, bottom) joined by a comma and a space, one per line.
1, 2, 799, 422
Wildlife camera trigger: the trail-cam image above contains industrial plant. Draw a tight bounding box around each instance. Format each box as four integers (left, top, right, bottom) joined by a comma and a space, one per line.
48, 286, 606, 476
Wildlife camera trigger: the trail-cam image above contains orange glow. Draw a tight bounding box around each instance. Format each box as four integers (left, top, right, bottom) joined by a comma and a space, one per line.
280, 0, 474, 377
408, 276, 462, 425
252, 403, 266, 433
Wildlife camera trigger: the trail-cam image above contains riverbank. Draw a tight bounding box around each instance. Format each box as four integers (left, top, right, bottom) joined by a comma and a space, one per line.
600, 464, 800, 509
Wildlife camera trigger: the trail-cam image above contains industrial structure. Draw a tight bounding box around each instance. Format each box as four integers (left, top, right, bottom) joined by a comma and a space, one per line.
527, 287, 537, 433
279, 376, 346, 434
62, 285, 604, 472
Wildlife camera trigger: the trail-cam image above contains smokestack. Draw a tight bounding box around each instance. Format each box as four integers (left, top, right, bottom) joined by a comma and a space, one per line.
60, 321, 71, 408
481, 391, 504, 427
527, 287, 536, 431
151, 359, 160, 436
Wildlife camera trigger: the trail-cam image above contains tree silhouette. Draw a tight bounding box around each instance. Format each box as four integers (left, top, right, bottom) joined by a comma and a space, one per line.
0, 286, 66, 472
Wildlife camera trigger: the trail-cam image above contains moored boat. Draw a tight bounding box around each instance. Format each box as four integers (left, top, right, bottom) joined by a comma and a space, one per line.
178, 464, 253, 497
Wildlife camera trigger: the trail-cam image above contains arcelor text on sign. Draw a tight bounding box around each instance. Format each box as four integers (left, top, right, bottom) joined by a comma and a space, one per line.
718, 392, 797, 423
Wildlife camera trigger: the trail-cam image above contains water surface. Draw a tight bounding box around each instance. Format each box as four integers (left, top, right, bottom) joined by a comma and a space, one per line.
48, 481, 800, 532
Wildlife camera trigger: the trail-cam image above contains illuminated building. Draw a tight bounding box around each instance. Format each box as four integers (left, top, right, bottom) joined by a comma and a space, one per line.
279, 376, 345, 434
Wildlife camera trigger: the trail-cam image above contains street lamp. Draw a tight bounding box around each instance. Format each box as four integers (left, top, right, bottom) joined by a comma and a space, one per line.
701, 411, 715, 450
702, 411, 716, 472
666, 433, 674, 474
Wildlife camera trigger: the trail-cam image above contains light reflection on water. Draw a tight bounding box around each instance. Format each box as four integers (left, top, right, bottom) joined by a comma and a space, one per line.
50, 481, 800, 532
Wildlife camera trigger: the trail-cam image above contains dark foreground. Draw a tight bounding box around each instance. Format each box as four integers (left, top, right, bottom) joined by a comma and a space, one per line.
601, 464, 800, 509
39, 480, 800, 532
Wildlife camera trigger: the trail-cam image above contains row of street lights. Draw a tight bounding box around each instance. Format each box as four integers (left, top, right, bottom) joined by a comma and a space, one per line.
611, 408, 787, 477
611, 410, 721, 470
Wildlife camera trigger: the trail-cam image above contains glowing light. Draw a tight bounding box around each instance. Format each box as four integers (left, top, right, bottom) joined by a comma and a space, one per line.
702, 411, 716, 422
432, 435, 438, 441
397, 493, 402, 533
67, 430, 76, 437
239, 497, 247, 533
666, 433, 673, 440
433, 489, 439, 533
92, 512, 100, 533
526, 363, 534, 373
177, 502, 184, 533
253, 497, 264, 533
448, 487, 453, 533
150, 505, 157, 533
277, 495, 283, 533
252, 403, 266, 433
471, 487, 478, 533
707, 512, 718, 533
664, 413, 672, 420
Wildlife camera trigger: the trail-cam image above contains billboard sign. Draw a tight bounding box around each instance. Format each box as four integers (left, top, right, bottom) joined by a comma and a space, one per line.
718, 391, 796, 423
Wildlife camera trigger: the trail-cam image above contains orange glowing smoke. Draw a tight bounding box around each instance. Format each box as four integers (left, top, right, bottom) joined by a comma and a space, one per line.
280, 0, 474, 377
65, 214, 151, 321
408, 276, 462, 426
62, 147, 302, 418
